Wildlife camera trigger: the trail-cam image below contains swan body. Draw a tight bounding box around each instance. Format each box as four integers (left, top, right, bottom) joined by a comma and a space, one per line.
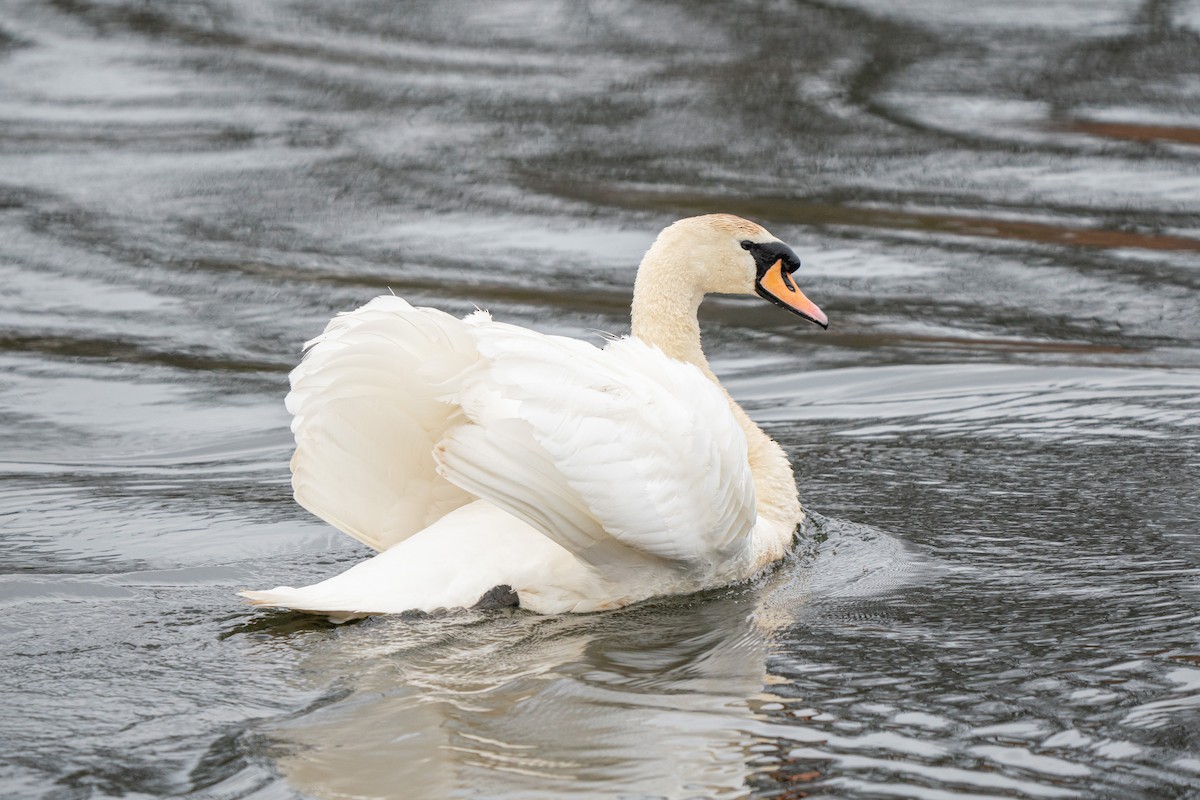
241, 214, 827, 618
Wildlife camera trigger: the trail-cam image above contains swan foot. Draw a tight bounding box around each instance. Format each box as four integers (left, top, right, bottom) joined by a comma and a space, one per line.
472, 584, 520, 609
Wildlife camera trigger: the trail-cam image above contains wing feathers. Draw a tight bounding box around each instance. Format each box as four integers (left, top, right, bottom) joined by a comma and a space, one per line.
437, 421, 643, 569
286, 297, 478, 551
437, 320, 757, 573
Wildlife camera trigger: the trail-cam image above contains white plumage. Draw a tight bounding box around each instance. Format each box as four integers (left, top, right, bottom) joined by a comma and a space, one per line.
241, 214, 827, 618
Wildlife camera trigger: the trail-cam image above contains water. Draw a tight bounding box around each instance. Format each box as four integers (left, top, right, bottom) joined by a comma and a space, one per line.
2, 0, 1199, 797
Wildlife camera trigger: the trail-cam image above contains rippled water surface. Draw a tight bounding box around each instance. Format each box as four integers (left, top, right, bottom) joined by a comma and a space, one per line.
2, 1, 1199, 798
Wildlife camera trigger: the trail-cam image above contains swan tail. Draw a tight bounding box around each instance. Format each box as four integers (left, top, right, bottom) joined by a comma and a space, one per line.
239, 501, 600, 618
237, 536, 478, 619
237, 588, 371, 623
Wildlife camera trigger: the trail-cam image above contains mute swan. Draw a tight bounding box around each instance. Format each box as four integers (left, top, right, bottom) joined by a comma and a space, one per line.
241, 214, 827, 619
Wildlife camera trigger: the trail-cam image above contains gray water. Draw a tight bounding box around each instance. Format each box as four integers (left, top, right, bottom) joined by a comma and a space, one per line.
2, 1, 1200, 798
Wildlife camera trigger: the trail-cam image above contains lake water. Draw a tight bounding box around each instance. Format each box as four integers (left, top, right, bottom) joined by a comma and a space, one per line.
2, 1, 1199, 798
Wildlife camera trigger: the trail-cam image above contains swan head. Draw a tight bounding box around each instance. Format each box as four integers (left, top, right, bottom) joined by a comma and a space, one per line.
647, 214, 828, 329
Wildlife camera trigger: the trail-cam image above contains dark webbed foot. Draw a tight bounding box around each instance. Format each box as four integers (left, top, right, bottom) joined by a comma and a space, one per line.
473, 584, 520, 609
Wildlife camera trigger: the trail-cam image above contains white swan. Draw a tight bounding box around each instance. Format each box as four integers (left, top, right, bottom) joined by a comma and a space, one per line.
240, 214, 827, 619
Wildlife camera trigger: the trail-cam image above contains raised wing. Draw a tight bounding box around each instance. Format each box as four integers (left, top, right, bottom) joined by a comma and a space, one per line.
286, 296, 478, 551
435, 315, 757, 575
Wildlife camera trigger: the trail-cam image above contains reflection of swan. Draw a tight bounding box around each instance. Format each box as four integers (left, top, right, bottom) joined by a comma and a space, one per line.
257, 518, 916, 800
242, 215, 827, 617
269, 592, 772, 799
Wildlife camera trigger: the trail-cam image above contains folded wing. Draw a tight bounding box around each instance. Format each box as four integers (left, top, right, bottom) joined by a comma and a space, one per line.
435, 316, 757, 576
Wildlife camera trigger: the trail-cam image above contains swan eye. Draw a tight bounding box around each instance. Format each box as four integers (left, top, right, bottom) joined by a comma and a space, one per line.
740, 240, 753, 251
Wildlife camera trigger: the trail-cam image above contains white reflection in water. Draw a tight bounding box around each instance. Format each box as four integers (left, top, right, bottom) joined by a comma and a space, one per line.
272, 600, 766, 798
264, 518, 912, 799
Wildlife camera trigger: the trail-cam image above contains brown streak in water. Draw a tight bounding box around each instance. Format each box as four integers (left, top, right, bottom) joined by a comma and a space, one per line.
549, 186, 1200, 253
1056, 119, 1200, 146
1170, 654, 1200, 665
0, 333, 286, 372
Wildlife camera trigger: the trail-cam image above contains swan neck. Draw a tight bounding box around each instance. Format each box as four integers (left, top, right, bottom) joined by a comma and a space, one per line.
630, 246, 710, 372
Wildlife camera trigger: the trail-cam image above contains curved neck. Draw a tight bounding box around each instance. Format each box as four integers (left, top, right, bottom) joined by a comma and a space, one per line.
630, 251, 711, 376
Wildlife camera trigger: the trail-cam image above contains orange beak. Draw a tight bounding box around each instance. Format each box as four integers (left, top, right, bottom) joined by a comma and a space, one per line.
755, 259, 828, 329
